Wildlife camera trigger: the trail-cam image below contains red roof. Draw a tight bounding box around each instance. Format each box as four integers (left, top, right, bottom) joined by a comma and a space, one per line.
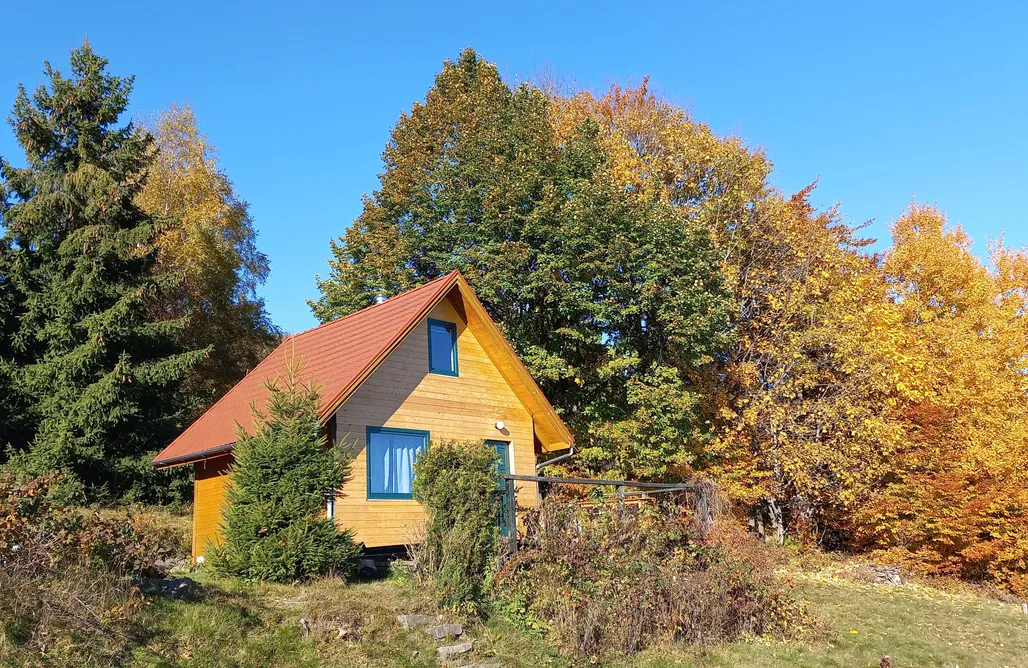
153, 272, 460, 467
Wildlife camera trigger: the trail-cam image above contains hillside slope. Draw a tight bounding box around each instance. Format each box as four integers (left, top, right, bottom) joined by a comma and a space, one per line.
128, 566, 1028, 667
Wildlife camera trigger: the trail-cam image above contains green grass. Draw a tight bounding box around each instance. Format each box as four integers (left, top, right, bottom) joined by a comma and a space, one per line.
124, 568, 1028, 668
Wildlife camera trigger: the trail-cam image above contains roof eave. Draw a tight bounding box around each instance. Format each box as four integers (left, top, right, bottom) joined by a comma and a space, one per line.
152, 443, 234, 469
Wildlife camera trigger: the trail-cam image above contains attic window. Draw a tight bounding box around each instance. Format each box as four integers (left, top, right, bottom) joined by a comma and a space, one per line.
428, 319, 458, 376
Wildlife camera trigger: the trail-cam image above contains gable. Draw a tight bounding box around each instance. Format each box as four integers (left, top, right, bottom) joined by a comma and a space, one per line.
334, 297, 534, 445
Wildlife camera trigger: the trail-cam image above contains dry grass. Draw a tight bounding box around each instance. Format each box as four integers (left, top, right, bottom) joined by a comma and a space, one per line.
130, 567, 563, 667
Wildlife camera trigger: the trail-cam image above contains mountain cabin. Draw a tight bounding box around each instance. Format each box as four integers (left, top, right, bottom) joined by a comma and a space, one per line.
152, 270, 574, 560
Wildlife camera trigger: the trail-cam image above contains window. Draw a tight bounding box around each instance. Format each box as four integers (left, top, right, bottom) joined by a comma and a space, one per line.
366, 427, 429, 499
428, 319, 458, 376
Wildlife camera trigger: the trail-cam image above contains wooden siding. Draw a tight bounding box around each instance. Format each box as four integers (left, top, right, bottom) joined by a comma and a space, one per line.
333, 298, 539, 548
450, 289, 571, 451
192, 454, 232, 559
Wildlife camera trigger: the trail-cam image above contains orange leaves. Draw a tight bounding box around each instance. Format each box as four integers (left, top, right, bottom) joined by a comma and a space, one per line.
849, 206, 1028, 595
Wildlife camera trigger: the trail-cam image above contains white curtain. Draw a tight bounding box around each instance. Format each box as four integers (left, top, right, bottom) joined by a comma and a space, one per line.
369, 431, 425, 495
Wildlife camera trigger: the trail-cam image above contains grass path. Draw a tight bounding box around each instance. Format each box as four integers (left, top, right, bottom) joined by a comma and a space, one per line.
128, 569, 1028, 667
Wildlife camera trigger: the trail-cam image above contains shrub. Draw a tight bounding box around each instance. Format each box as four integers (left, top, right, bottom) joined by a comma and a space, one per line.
493, 499, 810, 657
411, 440, 501, 616
0, 475, 170, 664
210, 357, 362, 582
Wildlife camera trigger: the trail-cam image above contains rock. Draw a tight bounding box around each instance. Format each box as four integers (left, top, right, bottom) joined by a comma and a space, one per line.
359, 558, 378, 577
437, 641, 473, 660
152, 556, 191, 575
424, 623, 463, 639
141, 576, 198, 601
397, 613, 439, 629
866, 564, 902, 586
336, 622, 360, 642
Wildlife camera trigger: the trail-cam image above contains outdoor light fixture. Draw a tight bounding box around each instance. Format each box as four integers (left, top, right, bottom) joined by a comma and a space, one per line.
495, 420, 505, 431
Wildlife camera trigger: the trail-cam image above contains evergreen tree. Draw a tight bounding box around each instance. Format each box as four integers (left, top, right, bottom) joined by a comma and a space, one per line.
0, 43, 206, 501
210, 357, 362, 582
0, 237, 32, 451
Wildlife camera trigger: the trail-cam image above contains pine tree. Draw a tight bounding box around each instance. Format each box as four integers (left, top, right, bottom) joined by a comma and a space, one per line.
0, 43, 207, 501
210, 357, 362, 582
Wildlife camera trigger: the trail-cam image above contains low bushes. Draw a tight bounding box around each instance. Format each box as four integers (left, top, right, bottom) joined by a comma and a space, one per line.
0, 475, 175, 664
410, 440, 500, 616
493, 499, 811, 657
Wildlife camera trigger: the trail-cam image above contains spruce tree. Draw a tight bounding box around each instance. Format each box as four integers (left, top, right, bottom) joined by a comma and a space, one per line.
0, 43, 206, 501
210, 357, 361, 582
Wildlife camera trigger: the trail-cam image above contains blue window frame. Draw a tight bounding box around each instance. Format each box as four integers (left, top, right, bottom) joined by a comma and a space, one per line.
427, 319, 458, 376
366, 427, 429, 500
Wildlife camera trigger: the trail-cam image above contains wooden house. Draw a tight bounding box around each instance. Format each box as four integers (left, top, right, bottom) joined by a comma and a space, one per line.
152, 270, 574, 560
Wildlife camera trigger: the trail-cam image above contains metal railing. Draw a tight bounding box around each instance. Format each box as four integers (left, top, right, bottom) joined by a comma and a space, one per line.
499, 473, 714, 553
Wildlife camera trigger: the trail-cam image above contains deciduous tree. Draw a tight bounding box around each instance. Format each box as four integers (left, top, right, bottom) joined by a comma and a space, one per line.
137, 105, 278, 407
311, 50, 735, 480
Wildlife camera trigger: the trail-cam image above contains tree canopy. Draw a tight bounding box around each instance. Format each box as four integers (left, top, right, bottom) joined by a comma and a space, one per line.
137, 105, 278, 407
312, 49, 1028, 596
311, 49, 736, 481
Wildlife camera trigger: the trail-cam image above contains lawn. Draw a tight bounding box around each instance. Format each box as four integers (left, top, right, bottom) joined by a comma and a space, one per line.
126, 565, 1028, 668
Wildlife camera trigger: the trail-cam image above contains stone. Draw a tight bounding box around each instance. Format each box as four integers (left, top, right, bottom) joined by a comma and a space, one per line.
397, 613, 439, 629
424, 623, 463, 639
437, 641, 473, 660
336, 622, 360, 642
359, 558, 378, 577
866, 564, 902, 586
141, 576, 198, 601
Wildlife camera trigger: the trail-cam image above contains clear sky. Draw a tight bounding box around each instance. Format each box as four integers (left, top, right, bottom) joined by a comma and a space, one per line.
1, 1, 1025, 333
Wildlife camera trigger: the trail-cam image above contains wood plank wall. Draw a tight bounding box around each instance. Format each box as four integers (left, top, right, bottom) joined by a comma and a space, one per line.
192, 454, 232, 559
333, 298, 539, 547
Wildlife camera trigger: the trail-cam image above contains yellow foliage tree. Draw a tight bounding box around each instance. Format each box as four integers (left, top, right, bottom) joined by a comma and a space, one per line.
552, 82, 900, 544
137, 105, 278, 407
853, 206, 1028, 595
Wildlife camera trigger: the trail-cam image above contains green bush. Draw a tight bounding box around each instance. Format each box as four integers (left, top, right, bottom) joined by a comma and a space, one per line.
493, 499, 810, 657
210, 359, 362, 582
411, 440, 501, 616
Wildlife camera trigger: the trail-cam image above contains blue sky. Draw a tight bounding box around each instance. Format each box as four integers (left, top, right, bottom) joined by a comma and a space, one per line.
2, 1, 1025, 333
